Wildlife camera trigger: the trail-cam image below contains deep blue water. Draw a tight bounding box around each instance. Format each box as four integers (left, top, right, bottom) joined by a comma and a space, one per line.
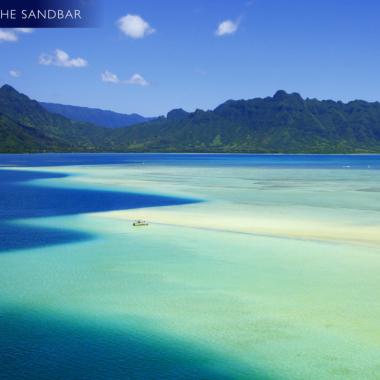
0, 153, 379, 169
0, 307, 263, 380
0, 169, 197, 252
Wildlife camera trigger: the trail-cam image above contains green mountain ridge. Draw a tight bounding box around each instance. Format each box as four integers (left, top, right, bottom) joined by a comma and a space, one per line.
0, 85, 112, 152
1, 84, 380, 153
40, 102, 153, 129
111, 90, 380, 153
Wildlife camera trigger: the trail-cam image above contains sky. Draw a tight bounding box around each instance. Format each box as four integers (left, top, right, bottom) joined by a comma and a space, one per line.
1, 0, 380, 116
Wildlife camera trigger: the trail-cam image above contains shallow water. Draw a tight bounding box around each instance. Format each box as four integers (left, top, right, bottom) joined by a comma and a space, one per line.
0, 154, 379, 380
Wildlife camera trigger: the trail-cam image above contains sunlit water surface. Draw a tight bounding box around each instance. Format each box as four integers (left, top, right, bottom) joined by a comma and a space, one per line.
0, 154, 379, 380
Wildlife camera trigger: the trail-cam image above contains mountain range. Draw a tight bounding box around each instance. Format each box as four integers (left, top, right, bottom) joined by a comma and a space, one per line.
40, 102, 152, 128
1, 84, 380, 153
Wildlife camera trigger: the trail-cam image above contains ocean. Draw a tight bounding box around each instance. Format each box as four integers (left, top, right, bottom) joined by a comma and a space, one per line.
0, 154, 379, 380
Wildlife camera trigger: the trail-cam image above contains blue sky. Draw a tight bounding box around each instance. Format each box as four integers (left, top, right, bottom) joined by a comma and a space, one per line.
1, 0, 380, 116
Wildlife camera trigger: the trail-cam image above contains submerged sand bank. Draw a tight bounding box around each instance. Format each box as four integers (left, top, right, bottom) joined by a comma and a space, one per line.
18, 163, 379, 246
97, 202, 380, 246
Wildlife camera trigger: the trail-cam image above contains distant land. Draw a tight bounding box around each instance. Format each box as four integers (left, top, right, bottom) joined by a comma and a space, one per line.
1, 84, 380, 153
41, 102, 154, 129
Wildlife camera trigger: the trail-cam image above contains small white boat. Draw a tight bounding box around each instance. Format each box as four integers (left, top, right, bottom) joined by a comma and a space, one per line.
133, 220, 149, 227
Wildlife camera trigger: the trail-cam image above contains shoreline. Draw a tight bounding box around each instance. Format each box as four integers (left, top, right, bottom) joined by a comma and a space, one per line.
1, 152, 380, 156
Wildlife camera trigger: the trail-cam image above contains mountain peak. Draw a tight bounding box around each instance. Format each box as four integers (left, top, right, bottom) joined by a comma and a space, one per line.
167, 108, 189, 121
273, 90, 304, 104
0, 84, 18, 94
273, 90, 289, 100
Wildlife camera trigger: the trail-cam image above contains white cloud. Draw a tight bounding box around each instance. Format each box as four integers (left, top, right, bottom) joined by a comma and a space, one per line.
0, 29, 18, 42
215, 19, 239, 36
14, 28, 34, 33
101, 70, 119, 83
39, 49, 88, 68
9, 69, 21, 78
117, 14, 155, 39
101, 71, 149, 87
126, 73, 149, 86
0, 28, 34, 42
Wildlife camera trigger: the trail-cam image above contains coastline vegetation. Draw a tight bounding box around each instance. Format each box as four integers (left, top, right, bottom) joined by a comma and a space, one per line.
1, 84, 380, 153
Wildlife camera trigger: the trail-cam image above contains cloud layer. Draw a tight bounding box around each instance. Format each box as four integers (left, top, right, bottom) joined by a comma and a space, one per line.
39, 49, 88, 68
117, 14, 155, 39
215, 20, 239, 36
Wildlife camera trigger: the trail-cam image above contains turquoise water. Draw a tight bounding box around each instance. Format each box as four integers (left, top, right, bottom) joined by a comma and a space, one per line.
0, 154, 379, 379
